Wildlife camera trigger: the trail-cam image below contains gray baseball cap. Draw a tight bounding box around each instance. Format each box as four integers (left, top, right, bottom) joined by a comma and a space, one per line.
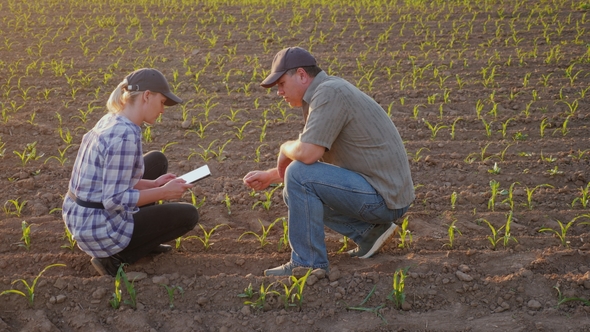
260, 47, 317, 88
125, 68, 182, 106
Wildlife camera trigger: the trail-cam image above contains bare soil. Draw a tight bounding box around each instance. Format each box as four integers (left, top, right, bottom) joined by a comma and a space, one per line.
1, 1, 589, 331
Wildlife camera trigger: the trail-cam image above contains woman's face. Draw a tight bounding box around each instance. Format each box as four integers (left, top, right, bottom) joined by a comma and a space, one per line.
144, 91, 167, 124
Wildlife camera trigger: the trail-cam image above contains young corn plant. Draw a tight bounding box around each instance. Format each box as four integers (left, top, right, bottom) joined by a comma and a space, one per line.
501, 182, 520, 211
387, 266, 410, 310
61, 225, 76, 250
1, 263, 65, 307
238, 218, 279, 248
488, 180, 501, 211
422, 119, 448, 140
479, 218, 502, 250
538, 217, 578, 247
19, 220, 32, 250
443, 219, 462, 249
279, 268, 312, 309
178, 224, 229, 250
4, 198, 27, 217
523, 184, 553, 210
110, 265, 124, 309
276, 217, 289, 251
221, 193, 232, 215
161, 284, 184, 309
571, 183, 590, 209
243, 283, 279, 310
346, 285, 387, 323
252, 184, 283, 211
397, 216, 412, 248
501, 211, 518, 248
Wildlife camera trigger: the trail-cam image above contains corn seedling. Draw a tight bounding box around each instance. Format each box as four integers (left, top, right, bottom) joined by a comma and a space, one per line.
244, 283, 279, 310
1, 263, 65, 307
422, 119, 448, 140
221, 193, 232, 214
276, 217, 289, 251
387, 266, 410, 310
488, 162, 501, 174
554, 286, 590, 307
479, 218, 501, 250
279, 268, 312, 309
252, 184, 283, 211
538, 218, 577, 247
44, 145, 71, 166
238, 283, 256, 299
337, 236, 350, 253
443, 219, 462, 249
571, 183, 590, 209
189, 190, 206, 209
61, 225, 76, 250
161, 284, 184, 309
501, 182, 520, 211
238, 218, 279, 248
18, 221, 32, 250
488, 180, 501, 211
450, 117, 462, 140
121, 266, 138, 309
13, 141, 43, 167
4, 198, 27, 217
109, 264, 124, 309
179, 224, 229, 250
408, 147, 429, 163
253, 144, 268, 163
346, 285, 387, 323
502, 211, 518, 247
397, 216, 412, 248
524, 184, 553, 210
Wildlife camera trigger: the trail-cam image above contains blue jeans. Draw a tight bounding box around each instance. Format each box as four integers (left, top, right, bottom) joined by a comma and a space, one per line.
283, 161, 409, 269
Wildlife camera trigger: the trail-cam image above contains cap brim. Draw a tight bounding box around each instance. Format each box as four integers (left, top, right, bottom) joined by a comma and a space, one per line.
163, 92, 182, 106
260, 70, 286, 88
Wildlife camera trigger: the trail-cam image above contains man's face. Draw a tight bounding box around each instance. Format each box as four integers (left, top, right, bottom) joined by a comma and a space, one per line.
275, 70, 307, 108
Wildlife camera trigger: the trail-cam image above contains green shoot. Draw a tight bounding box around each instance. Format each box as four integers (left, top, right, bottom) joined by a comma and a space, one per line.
161, 284, 184, 309
443, 219, 462, 249
397, 216, 412, 248
538, 218, 577, 247
238, 218, 279, 248
19, 220, 32, 250
1, 263, 66, 307
180, 224, 229, 250
387, 266, 410, 309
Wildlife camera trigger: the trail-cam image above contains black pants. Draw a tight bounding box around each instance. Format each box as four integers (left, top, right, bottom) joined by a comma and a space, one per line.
115, 151, 199, 264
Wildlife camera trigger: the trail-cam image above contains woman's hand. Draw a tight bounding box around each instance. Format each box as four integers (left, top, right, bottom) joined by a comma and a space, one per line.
160, 178, 194, 200
154, 173, 177, 187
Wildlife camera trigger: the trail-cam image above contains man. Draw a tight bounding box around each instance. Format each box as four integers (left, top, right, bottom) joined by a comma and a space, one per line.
243, 47, 414, 276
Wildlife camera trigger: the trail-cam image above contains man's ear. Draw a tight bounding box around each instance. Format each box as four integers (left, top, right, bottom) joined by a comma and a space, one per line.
297, 68, 309, 83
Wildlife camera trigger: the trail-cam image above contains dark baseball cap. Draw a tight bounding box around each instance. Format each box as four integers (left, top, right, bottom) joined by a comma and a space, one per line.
260, 47, 317, 88
125, 68, 182, 106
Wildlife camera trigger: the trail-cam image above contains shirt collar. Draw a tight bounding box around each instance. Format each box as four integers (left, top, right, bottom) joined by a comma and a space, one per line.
302, 71, 328, 122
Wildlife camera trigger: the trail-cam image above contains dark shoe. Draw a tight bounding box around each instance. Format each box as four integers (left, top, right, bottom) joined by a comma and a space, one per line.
150, 244, 173, 254
347, 223, 398, 259
90, 256, 121, 277
264, 262, 328, 277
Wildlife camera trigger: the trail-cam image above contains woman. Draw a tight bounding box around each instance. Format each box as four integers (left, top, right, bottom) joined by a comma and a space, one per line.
63, 68, 199, 277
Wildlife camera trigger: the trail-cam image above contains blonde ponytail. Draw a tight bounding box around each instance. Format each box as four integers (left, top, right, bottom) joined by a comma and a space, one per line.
106, 79, 142, 113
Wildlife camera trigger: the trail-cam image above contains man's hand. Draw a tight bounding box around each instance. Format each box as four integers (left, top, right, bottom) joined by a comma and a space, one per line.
243, 170, 276, 191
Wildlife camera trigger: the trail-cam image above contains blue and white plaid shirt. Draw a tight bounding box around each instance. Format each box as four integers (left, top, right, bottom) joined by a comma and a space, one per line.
63, 113, 143, 258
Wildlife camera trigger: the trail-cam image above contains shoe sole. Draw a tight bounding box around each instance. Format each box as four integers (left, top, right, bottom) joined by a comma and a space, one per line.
90, 258, 109, 276
358, 224, 398, 259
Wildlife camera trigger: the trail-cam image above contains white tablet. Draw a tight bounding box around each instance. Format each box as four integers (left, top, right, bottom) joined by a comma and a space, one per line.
178, 165, 211, 184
